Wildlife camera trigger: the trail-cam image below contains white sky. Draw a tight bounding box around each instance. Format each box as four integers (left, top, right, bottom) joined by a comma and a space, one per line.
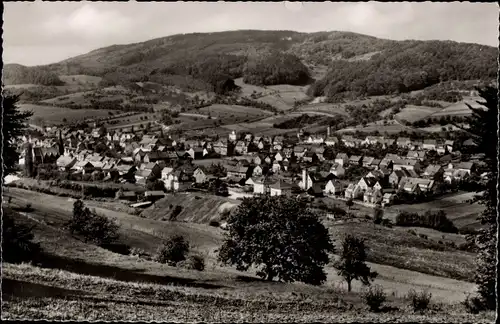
3, 1, 498, 66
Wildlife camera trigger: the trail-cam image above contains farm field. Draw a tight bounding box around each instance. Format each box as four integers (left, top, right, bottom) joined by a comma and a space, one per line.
337, 119, 413, 134
395, 105, 443, 123
199, 104, 273, 118
426, 97, 484, 118
58, 74, 103, 86
384, 191, 485, 230
297, 102, 350, 116
18, 103, 118, 126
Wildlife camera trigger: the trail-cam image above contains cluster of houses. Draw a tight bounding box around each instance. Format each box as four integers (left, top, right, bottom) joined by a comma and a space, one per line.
17, 125, 481, 207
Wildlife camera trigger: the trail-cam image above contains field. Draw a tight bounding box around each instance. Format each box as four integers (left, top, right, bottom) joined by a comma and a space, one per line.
395, 105, 443, 123
426, 97, 484, 119
103, 112, 161, 130
297, 103, 350, 116
337, 119, 414, 134
3, 187, 493, 322
18, 103, 119, 126
199, 104, 272, 119
384, 191, 485, 230
58, 74, 103, 86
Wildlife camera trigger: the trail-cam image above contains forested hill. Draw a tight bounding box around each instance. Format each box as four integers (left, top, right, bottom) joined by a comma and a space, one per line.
4, 30, 496, 97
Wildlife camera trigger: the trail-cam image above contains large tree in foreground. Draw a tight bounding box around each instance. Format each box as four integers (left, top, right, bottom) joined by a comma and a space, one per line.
218, 195, 334, 285
2, 94, 33, 179
463, 86, 498, 310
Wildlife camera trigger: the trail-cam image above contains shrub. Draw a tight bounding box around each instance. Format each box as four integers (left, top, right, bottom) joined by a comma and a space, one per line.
154, 235, 190, 266
461, 294, 485, 314
407, 229, 417, 236
2, 210, 42, 263
363, 285, 387, 312
170, 205, 183, 221
209, 220, 220, 227
68, 200, 120, 246
418, 233, 428, 239
178, 254, 205, 271
407, 289, 432, 312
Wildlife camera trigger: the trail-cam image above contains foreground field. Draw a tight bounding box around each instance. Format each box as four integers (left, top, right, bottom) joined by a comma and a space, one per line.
18, 104, 119, 126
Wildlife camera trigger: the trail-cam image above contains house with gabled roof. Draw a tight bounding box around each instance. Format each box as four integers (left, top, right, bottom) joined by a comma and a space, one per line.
445, 140, 454, 153
345, 184, 362, 199
369, 158, 381, 169
324, 179, 344, 196
335, 153, 349, 166
396, 137, 412, 148
398, 177, 434, 193
422, 139, 438, 151
362, 156, 375, 167
187, 147, 208, 160
349, 155, 362, 166
324, 136, 338, 146
330, 163, 345, 177
269, 179, 297, 196
363, 188, 383, 204
234, 140, 248, 155
293, 145, 307, 158
302, 151, 318, 163
393, 158, 422, 173
423, 164, 444, 180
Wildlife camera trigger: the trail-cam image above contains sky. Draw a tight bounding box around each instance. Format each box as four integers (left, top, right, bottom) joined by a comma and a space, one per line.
3, 1, 498, 66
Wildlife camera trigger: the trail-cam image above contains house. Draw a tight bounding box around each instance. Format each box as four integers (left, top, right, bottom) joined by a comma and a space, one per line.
298, 169, 315, 191
444, 169, 470, 183
229, 131, 237, 142
135, 169, 153, 185
363, 188, 382, 204
324, 136, 338, 146
293, 146, 307, 158
436, 144, 446, 155
244, 133, 253, 142
381, 138, 396, 148
144, 191, 166, 200
252, 165, 263, 177
143, 151, 168, 164
389, 170, 408, 187
134, 149, 148, 163
324, 179, 343, 196
455, 162, 475, 175
445, 140, 454, 153
422, 164, 444, 180
330, 163, 345, 177
302, 151, 318, 163
406, 150, 426, 161
73, 161, 94, 174
272, 161, 281, 173
422, 139, 438, 151
269, 180, 296, 196
213, 139, 228, 156
398, 177, 435, 193
392, 158, 421, 173
306, 135, 324, 144
274, 152, 284, 162
396, 137, 412, 148
335, 153, 349, 166
234, 141, 248, 155
362, 136, 384, 146
362, 156, 375, 167
282, 147, 293, 159
382, 193, 395, 206
273, 135, 285, 146
349, 155, 362, 166
341, 135, 359, 147
345, 184, 362, 199
369, 159, 381, 169
56, 156, 77, 171
357, 177, 377, 192
193, 167, 208, 184
140, 162, 162, 178
252, 177, 275, 195
226, 165, 249, 179
163, 170, 181, 191
187, 147, 208, 160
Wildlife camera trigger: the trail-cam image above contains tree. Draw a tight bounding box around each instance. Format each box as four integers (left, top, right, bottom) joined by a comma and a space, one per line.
2, 209, 42, 263
2, 94, 33, 178
335, 235, 377, 292
346, 198, 354, 211
462, 86, 498, 310
155, 235, 190, 266
218, 195, 334, 285
373, 205, 383, 224
68, 199, 119, 245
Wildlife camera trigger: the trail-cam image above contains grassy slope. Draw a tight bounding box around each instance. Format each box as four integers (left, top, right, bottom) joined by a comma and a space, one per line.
18, 103, 118, 125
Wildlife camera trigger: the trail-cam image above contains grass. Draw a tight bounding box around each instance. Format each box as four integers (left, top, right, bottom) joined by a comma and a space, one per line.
18, 103, 118, 126
395, 105, 442, 123
297, 103, 350, 116
199, 104, 272, 118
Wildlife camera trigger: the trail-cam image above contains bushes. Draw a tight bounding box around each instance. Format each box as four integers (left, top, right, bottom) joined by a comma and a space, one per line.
462, 294, 486, 314
209, 220, 220, 227
363, 285, 387, 312
68, 200, 120, 246
2, 209, 42, 264
170, 205, 183, 221
395, 210, 458, 233
407, 289, 432, 312
154, 235, 190, 266
178, 254, 205, 271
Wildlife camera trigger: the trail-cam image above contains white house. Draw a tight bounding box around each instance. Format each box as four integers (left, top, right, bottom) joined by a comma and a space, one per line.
330, 163, 345, 177
324, 179, 343, 196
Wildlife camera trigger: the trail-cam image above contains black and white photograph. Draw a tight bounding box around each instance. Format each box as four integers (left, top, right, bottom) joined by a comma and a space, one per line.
1, 1, 498, 322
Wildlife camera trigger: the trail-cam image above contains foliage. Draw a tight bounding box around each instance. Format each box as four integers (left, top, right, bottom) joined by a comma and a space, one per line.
209, 220, 220, 227
461, 294, 486, 314
334, 235, 377, 292
395, 210, 458, 233
206, 163, 227, 178
373, 206, 383, 224
146, 179, 165, 191
309, 41, 496, 100
2, 94, 34, 178
363, 285, 387, 312
2, 209, 42, 263
243, 50, 311, 86
68, 200, 119, 245
406, 289, 432, 312
464, 86, 498, 310
154, 235, 190, 266
218, 195, 334, 285
169, 205, 183, 221
273, 114, 323, 129
208, 178, 229, 197
3, 64, 64, 85
178, 254, 205, 271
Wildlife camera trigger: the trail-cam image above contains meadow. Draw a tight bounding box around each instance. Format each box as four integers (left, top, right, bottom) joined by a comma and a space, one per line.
18, 103, 118, 126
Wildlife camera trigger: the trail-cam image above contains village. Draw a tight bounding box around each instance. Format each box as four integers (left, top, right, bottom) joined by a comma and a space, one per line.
15, 119, 488, 213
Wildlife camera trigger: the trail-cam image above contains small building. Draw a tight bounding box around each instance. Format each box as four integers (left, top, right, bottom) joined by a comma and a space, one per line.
269, 180, 296, 196
335, 153, 349, 166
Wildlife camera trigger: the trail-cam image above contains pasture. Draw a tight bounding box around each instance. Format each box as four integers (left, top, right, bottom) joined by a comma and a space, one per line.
58, 74, 103, 87
426, 97, 484, 119
395, 105, 442, 123
297, 103, 350, 116
18, 104, 118, 126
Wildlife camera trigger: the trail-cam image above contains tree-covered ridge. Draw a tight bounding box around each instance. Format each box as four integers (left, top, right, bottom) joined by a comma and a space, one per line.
309, 40, 496, 101
243, 50, 311, 86
3, 64, 64, 86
